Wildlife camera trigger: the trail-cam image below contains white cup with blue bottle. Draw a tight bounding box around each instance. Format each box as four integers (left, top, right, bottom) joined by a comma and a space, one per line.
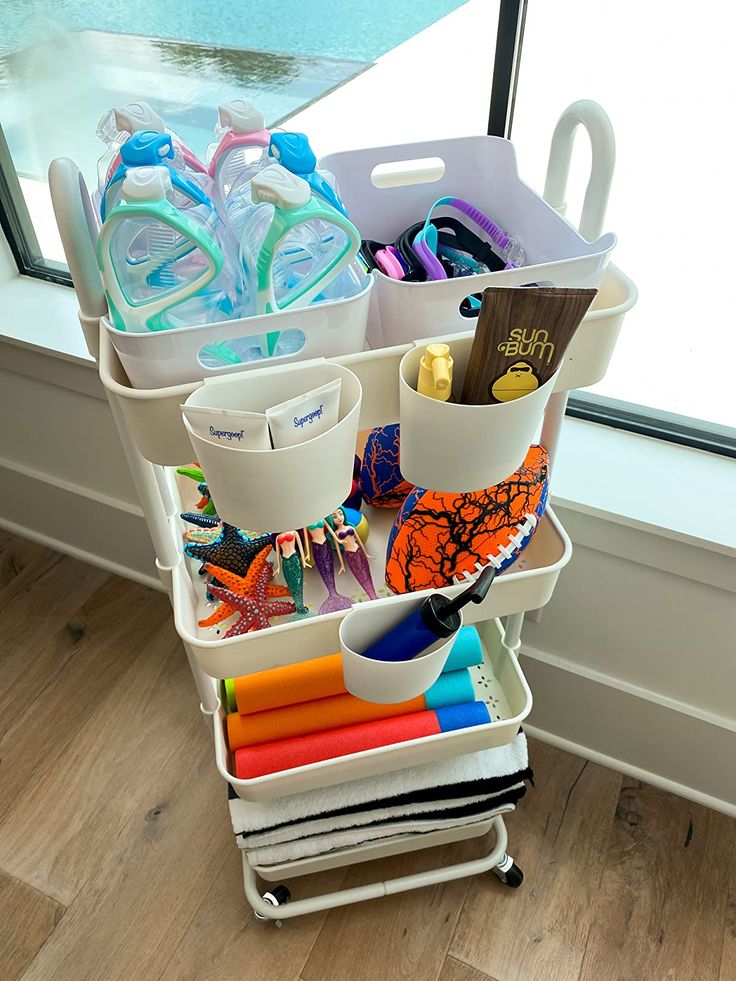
340, 567, 495, 703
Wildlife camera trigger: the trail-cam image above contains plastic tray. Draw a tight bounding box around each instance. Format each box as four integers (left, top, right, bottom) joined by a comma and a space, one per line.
99, 262, 636, 467
215, 618, 531, 801
171, 494, 571, 680
249, 812, 510, 880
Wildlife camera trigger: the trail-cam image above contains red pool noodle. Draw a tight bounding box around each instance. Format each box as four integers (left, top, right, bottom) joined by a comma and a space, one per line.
234, 710, 441, 778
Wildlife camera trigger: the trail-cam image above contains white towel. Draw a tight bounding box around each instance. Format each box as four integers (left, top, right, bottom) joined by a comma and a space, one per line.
245, 798, 521, 868
241, 790, 511, 848
229, 732, 528, 837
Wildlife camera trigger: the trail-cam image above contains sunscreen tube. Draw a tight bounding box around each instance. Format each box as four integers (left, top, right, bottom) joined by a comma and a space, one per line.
180, 404, 271, 449
266, 378, 341, 449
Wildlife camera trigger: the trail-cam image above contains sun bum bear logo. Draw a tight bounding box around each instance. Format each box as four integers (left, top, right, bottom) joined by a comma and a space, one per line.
294, 404, 325, 429
209, 426, 245, 442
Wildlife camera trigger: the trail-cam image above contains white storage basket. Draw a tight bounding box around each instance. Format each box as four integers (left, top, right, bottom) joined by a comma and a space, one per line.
182, 361, 362, 532
104, 275, 373, 390
216, 618, 531, 801
399, 333, 560, 492
171, 502, 571, 680
322, 135, 616, 347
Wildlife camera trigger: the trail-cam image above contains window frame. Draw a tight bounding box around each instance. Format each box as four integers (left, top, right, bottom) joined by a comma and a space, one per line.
0, 124, 71, 286
1, 0, 734, 455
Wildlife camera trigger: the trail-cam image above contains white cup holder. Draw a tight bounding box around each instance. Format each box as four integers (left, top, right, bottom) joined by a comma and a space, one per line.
182, 362, 362, 532
398, 336, 560, 493
339, 596, 461, 704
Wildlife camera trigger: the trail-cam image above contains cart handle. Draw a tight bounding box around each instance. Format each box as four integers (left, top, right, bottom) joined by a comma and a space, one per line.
543, 100, 615, 242
48, 157, 106, 358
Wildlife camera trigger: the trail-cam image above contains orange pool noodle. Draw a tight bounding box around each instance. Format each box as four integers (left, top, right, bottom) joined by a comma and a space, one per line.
227, 691, 426, 749
232, 653, 346, 715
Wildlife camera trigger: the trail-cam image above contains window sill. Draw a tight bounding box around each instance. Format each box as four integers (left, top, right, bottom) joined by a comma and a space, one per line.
1, 270, 735, 561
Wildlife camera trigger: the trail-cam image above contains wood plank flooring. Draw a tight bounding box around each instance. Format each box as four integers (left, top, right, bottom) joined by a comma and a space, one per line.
0, 533, 734, 981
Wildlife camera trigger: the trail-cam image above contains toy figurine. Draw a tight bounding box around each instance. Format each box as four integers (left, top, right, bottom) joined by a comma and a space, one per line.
306, 520, 353, 614
180, 511, 220, 528
207, 550, 296, 637
184, 524, 272, 582
274, 530, 313, 621
198, 552, 292, 631
327, 506, 379, 600
176, 465, 218, 516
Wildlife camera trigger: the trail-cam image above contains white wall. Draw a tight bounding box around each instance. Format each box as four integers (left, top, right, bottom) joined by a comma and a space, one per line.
0, 335, 157, 586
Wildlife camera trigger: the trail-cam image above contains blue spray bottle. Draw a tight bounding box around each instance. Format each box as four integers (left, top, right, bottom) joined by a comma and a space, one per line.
361, 566, 496, 663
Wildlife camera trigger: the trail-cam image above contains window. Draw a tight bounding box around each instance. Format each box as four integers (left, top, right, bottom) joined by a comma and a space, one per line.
0, 0, 472, 276
506, 0, 736, 449
1, 0, 733, 453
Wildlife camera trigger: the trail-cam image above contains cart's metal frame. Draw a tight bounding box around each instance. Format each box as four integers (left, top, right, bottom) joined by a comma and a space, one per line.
48, 100, 618, 920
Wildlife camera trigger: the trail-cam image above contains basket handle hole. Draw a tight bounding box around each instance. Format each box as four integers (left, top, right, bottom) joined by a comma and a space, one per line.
370, 157, 445, 189
196, 328, 306, 370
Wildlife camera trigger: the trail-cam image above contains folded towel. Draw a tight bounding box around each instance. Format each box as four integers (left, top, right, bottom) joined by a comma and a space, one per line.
229, 731, 529, 836
234, 702, 491, 778
244, 787, 526, 867
227, 668, 475, 750
240, 783, 527, 849
228, 625, 484, 715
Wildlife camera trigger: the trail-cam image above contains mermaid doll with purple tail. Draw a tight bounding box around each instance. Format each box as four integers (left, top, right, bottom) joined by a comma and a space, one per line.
327, 507, 379, 601
306, 519, 353, 614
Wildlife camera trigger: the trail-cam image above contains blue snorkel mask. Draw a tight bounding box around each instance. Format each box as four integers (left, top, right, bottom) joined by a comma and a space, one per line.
101, 130, 212, 221
268, 132, 348, 217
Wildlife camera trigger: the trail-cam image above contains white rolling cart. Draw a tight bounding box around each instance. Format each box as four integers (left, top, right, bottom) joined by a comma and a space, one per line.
49, 100, 636, 924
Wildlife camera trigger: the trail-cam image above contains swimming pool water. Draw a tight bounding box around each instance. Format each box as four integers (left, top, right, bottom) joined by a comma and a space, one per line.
0, 0, 469, 63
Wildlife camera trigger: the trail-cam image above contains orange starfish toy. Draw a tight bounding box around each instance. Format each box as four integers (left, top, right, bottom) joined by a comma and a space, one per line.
198, 548, 290, 629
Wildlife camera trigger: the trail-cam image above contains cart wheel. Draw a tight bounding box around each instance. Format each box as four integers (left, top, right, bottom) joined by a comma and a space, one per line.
492, 853, 524, 888
253, 884, 291, 927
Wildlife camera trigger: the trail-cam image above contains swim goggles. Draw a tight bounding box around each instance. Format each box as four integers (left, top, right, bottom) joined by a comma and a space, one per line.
412, 197, 519, 280
269, 132, 349, 217
208, 100, 271, 179
102, 131, 212, 222
99, 168, 223, 334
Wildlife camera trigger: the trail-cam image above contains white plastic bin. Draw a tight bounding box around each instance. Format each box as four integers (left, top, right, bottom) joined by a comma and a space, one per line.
104, 274, 373, 390
554, 263, 637, 392
322, 136, 616, 347
398, 334, 560, 493
216, 617, 531, 801
182, 361, 362, 532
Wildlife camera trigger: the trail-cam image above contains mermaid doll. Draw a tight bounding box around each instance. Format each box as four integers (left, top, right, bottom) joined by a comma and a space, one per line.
274, 529, 313, 621
306, 519, 353, 614
327, 506, 379, 601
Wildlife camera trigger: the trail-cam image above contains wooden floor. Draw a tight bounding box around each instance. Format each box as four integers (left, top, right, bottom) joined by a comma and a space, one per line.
1, 532, 735, 981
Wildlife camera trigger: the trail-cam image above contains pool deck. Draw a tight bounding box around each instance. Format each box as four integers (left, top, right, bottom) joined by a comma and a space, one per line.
21, 0, 495, 262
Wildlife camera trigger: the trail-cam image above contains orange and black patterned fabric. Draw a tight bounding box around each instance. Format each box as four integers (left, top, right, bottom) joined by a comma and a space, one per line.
385, 444, 549, 593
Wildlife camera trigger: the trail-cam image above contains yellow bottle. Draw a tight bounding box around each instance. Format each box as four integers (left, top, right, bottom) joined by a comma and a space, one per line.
417, 343, 454, 401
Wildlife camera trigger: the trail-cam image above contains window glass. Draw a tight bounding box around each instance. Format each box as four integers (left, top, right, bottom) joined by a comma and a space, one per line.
511, 0, 735, 429
0, 0, 472, 265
